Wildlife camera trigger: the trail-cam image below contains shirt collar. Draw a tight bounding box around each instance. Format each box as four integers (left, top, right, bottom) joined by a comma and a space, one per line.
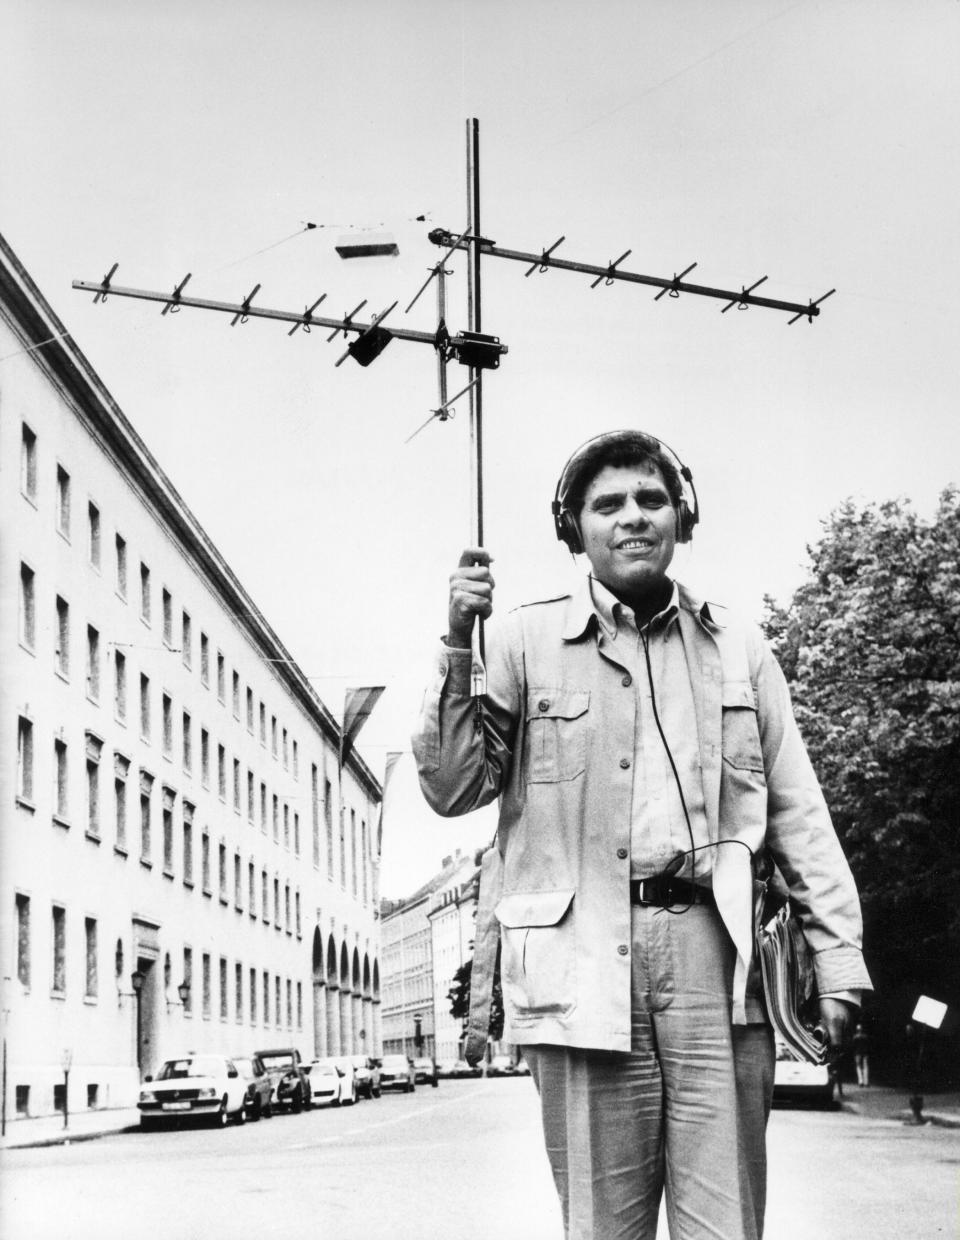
562, 574, 721, 641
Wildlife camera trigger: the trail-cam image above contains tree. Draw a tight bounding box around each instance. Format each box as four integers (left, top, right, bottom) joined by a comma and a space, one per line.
447, 953, 504, 1043
763, 488, 960, 1079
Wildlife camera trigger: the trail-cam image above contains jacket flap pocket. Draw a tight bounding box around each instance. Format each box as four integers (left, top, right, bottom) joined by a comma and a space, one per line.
495, 889, 575, 929
721, 680, 757, 711
526, 690, 590, 722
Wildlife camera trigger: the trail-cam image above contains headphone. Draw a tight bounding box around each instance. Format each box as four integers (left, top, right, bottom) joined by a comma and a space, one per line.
552, 429, 699, 554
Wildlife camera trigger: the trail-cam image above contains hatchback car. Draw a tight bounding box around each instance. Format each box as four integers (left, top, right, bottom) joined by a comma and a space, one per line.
773, 1038, 834, 1106
378, 1054, 416, 1093
350, 1054, 382, 1099
311, 1056, 358, 1105
413, 1057, 439, 1087
232, 1054, 273, 1120
138, 1054, 247, 1129
307, 1060, 345, 1107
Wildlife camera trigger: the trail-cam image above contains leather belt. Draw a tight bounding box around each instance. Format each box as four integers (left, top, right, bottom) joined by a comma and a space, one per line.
630, 876, 714, 908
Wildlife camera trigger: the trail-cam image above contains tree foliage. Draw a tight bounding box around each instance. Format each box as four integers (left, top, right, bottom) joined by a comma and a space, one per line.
447, 955, 504, 1042
763, 488, 960, 1066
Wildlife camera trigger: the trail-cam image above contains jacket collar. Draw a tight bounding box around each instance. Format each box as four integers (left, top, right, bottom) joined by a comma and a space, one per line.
561, 574, 723, 642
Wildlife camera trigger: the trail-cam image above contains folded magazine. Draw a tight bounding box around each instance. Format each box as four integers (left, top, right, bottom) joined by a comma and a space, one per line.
758, 902, 828, 1065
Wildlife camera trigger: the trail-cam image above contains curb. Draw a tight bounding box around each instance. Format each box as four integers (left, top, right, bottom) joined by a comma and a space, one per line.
1, 1122, 140, 1152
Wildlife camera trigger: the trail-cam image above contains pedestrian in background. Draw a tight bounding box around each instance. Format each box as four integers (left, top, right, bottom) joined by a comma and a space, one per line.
414, 429, 872, 1240
852, 1021, 871, 1087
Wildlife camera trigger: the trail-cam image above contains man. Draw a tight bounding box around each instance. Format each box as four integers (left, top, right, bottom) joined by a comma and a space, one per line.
413, 429, 870, 1240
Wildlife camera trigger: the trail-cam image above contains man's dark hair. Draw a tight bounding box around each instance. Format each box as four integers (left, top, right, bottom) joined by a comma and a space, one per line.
560, 432, 685, 518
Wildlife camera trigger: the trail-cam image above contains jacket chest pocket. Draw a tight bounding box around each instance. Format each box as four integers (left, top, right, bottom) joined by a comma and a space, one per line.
496, 890, 577, 1017
524, 689, 590, 783
721, 681, 764, 773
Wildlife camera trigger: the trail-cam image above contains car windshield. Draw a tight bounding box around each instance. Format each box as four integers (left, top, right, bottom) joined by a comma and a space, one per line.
232, 1058, 254, 1076
380, 1056, 409, 1071
259, 1054, 295, 1070
157, 1056, 222, 1080
309, 1062, 337, 1077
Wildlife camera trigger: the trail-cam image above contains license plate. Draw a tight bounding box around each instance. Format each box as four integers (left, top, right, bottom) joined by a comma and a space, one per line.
162, 1101, 191, 1111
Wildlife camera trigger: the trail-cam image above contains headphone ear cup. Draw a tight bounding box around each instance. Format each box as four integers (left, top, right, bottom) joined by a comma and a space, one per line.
561, 509, 583, 554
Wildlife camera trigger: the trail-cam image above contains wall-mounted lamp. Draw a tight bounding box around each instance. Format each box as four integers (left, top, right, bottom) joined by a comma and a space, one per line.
177, 981, 191, 1006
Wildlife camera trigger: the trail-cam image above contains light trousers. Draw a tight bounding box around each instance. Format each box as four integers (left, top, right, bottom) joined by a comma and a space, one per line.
524, 903, 775, 1240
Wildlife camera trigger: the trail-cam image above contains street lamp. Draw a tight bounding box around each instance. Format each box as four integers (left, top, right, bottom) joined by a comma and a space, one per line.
61, 1048, 73, 1130
131, 970, 145, 1080
177, 980, 191, 1006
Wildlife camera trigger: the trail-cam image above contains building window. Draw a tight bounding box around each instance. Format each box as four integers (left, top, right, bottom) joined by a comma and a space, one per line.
216, 652, 225, 703
202, 953, 211, 1018
183, 810, 194, 885
219, 843, 227, 902
56, 465, 71, 538
234, 852, 242, 909
248, 861, 256, 918
140, 673, 150, 740
219, 957, 228, 1021
20, 423, 37, 501
16, 893, 30, 987
312, 765, 320, 869
286, 978, 292, 1028
88, 502, 101, 569
17, 716, 34, 803
340, 806, 347, 890
263, 971, 270, 1025
361, 820, 368, 905
19, 563, 35, 650
235, 961, 243, 1023
182, 711, 192, 772
350, 809, 358, 897
276, 977, 282, 1028
86, 734, 102, 838
115, 534, 127, 598
114, 753, 130, 851
140, 563, 151, 625
261, 870, 269, 923
292, 740, 299, 780
86, 625, 100, 701
294, 811, 300, 857
259, 702, 266, 746
233, 759, 241, 813
202, 830, 211, 894
162, 589, 173, 647
114, 650, 127, 721
247, 770, 254, 823
232, 671, 240, 719
296, 981, 303, 1030
85, 917, 98, 999
260, 782, 267, 833
295, 890, 301, 938
271, 716, 278, 757
162, 694, 173, 757
325, 779, 334, 877
283, 803, 290, 848
181, 611, 192, 668
201, 729, 210, 787
52, 904, 66, 994
217, 745, 226, 800
284, 884, 291, 934
273, 877, 280, 928
250, 967, 257, 1023
139, 772, 153, 864
183, 947, 193, 1014
272, 794, 279, 842
54, 738, 69, 823
246, 688, 254, 733
162, 789, 175, 875
200, 633, 209, 686
55, 596, 70, 678
282, 728, 289, 769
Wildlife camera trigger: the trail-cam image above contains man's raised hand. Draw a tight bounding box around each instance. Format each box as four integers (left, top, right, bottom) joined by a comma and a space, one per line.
447, 548, 495, 648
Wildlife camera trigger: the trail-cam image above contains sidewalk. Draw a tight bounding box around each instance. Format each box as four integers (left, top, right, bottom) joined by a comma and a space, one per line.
0, 1106, 141, 1151
837, 1083, 960, 1129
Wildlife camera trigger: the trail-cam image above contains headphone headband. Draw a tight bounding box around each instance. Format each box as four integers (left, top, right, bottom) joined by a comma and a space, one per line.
552, 429, 699, 552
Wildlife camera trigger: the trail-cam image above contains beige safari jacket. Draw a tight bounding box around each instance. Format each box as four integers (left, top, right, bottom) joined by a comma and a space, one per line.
413, 578, 871, 1053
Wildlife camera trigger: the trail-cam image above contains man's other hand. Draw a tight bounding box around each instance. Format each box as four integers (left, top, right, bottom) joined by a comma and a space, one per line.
447, 548, 495, 648
818, 996, 856, 1051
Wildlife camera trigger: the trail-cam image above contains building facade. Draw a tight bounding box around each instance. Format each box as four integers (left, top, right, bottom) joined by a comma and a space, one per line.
0, 237, 382, 1125
380, 851, 477, 1060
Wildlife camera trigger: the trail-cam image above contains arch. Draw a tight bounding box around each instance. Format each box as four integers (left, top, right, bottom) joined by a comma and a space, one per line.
312, 927, 323, 982
372, 959, 380, 1001
351, 948, 361, 994
339, 942, 351, 991
362, 954, 371, 999
326, 936, 338, 986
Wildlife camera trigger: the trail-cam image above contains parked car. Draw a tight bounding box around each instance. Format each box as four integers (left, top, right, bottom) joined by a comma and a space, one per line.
232, 1054, 273, 1120
514, 1056, 532, 1077
413, 1057, 439, 1087
378, 1053, 416, 1093
138, 1053, 247, 1129
436, 1059, 459, 1080
487, 1055, 517, 1077
772, 1038, 835, 1106
255, 1047, 311, 1112
312, 1056, 358, 1106
307, 1060, 345, 1107
445, 1058, 481, 1079
350, 1054, 381, 1099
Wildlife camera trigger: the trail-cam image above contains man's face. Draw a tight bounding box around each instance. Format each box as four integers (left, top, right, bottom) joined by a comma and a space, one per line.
577, 462, 678, 600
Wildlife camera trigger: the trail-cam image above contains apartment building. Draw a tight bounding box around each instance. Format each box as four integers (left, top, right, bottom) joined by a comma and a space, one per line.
0, 236, 382, 1124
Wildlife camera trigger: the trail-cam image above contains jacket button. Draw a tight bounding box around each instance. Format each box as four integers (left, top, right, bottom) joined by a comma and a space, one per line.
621, 674, 632, 687
619, 757, 631, 769
616, 848, 628, 860
538, 700, 550, 712
617, 944, 629, 956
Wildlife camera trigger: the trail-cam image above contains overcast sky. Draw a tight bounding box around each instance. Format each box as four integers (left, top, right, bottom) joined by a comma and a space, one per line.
3, 0, 958, 895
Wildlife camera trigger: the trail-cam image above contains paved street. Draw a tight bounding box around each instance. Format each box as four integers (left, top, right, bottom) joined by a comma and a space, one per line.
1, 1079, 957, 1240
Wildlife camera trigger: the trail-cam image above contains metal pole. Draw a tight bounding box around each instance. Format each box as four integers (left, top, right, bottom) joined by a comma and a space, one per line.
466, 117, 486, 676
436, 265, 448, 414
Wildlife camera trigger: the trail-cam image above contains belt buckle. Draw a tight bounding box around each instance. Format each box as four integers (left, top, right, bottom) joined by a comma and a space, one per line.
637, 877, 669, 907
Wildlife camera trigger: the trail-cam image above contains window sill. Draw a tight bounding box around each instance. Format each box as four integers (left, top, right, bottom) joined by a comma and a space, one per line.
183, 878, 194, 890
219, 896, 229, 907
202, 888, 212, 899
18, 640, 36, 657
162, 868, 175, 881
114, 844, 128, 857
85, 830, 102, 845
50, 990, 66, 1002
140, 858, 153, 870
16, 796, 36, 814
53, 814, 70, 829
55, 669, 70, 685
86, 694, 101, 708
83, 995, 98, 1006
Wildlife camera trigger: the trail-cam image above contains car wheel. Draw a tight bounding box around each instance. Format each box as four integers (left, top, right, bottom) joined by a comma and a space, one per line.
215, 1098, 229, 1128
139, 1117, 156, 1132
235, 1102, 247, 1125
373, 1087, 381, 1099
250, 1097, 261, 1122
291, 1092, 302, 1113
431, 1077, 439, 1088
